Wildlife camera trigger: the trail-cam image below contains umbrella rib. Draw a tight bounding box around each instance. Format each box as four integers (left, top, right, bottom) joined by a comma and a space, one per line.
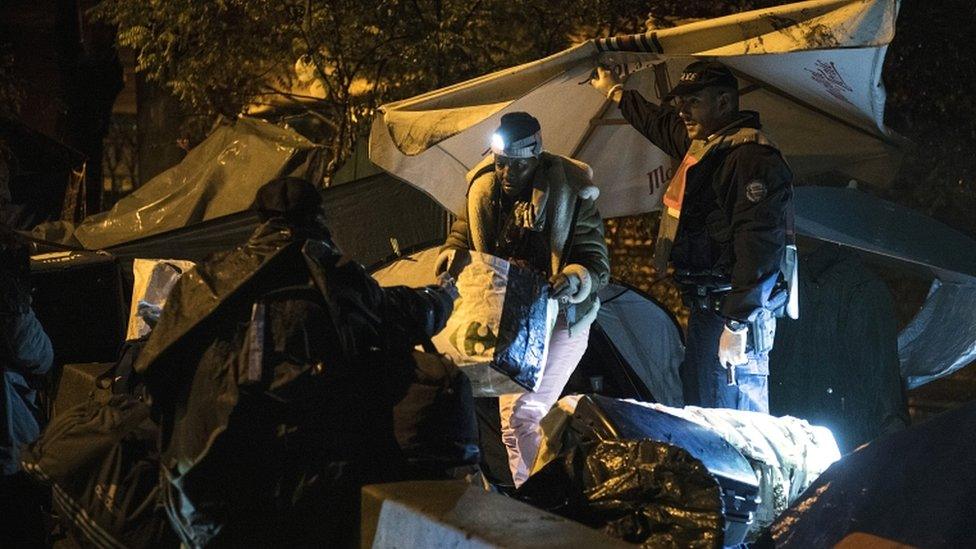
570, 98, 617, 159
434, 144, 473, 175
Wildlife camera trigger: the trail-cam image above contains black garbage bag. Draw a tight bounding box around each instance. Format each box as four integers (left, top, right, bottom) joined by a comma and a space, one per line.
147, 241, 478, 547
156, 283, 403, 548
517, 439, 724, 548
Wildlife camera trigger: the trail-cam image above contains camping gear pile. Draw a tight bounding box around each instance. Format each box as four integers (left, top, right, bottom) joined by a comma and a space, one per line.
364, 1, 976, 542
22, 229, 479, 547
374, 247, 842, 546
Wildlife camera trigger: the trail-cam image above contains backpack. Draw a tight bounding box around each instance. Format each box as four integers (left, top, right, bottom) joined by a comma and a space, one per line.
21, 340, 178, 549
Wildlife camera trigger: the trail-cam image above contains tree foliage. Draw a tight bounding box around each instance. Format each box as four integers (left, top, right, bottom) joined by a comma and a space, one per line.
93, 0, 655, 175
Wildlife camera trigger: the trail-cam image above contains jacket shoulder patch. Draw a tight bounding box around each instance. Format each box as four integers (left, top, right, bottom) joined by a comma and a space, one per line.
745, 179, 767, 203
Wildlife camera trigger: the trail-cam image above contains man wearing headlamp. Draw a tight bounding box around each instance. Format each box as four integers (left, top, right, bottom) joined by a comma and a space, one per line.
435, 112, 610, 486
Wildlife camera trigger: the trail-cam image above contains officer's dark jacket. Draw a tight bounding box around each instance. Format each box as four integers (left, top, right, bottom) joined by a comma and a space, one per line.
620, 90, 792, 322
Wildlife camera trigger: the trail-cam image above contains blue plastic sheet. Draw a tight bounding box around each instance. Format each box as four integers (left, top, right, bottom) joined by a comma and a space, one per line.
898, 279, 976, 389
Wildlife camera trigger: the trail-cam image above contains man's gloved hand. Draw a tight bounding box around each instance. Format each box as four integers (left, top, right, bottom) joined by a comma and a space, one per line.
433, 249, 453, 276
550, 271, 582, 303
589, 66, 623, 97
717, 322, 749, 369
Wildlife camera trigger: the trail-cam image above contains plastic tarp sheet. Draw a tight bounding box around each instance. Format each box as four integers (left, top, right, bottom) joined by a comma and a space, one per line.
103, 211, 263, 265
99, 174, 444, 270
35, 118, 325, 250
794, 186, 976, 389
533, 395, 839, 539
898, 280, 976, 389
370, 0, 903, 218
126, 259, 196, 341
771, 400, 976, 548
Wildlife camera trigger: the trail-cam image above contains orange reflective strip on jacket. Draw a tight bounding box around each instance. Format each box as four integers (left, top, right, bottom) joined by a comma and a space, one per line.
662, 152, 698, 213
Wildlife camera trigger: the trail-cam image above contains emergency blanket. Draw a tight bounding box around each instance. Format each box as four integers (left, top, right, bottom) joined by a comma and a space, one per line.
532, 396, 840, 538
518, 439, 724, 548
433, 251, 558, 396
126, 259, 196, 341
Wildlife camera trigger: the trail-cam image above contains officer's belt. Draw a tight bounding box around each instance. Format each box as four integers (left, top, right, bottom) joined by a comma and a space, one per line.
674, 271, 732, 312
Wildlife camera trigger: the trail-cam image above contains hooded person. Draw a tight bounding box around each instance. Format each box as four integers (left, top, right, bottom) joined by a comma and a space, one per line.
134, 177, 463, 547
0, 225, 53, 545
436, 112, 610, 487
0, 227, 52, 479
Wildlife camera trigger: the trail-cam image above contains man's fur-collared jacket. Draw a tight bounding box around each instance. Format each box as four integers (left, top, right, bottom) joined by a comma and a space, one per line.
443, 152, 610, 331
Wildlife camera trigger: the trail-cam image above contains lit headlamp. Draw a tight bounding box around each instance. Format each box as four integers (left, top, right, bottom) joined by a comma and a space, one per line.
489, 130, 542, 158
491, 133, 506, 153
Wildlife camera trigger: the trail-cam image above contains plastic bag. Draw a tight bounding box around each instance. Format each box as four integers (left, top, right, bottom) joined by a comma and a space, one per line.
433, 251, 558, 396
517, 440, 724, 548
126, 259, 196, 340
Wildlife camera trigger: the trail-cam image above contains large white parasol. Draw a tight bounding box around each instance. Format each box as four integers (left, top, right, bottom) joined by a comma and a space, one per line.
369, 0, 903, 218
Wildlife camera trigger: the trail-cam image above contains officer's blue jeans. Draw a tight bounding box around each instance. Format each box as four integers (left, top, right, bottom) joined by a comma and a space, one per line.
684, 307, 770, 413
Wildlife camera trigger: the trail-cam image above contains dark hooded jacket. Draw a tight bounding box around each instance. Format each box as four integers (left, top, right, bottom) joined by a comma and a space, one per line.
620, 90, 793, 322
134, 220, 452, 463
132, 219, 456, 546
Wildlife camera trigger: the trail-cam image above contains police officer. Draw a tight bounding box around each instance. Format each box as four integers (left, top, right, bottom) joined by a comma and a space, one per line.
592, 60, 794, 412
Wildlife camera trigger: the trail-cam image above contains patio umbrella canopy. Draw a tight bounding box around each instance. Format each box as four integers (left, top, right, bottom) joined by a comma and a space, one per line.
369, 0, 904, 218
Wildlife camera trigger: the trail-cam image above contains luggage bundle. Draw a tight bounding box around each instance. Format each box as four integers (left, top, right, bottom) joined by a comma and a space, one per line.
21, 339, 177, 549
